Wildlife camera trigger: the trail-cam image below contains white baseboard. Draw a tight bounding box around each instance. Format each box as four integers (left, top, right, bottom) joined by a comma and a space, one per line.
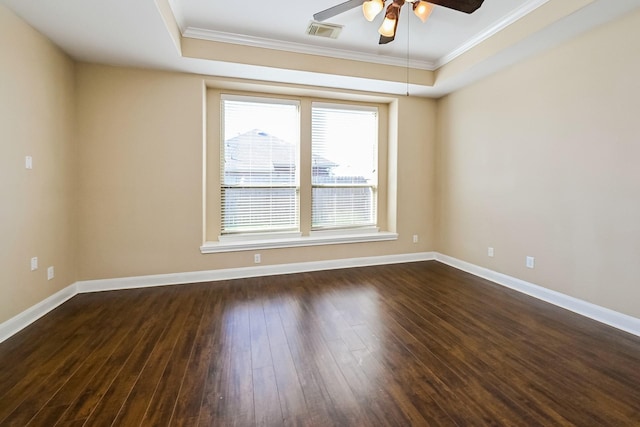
436, 253, 640, 337
76, 252, 437, 293
0, 283, 77, 343
1, 252, 433, 343
3, 251, 639, 343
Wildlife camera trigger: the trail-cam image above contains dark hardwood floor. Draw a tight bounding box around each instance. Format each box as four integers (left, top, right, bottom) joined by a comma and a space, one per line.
1, 261, 639, 426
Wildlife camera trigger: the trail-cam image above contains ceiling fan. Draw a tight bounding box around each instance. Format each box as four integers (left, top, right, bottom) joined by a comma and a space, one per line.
313, 0, 485, 44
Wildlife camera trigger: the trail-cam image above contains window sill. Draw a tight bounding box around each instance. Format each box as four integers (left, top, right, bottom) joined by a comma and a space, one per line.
200, 231, 398, 254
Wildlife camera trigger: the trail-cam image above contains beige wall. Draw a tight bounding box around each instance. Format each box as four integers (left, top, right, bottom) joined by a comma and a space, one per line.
436, 9, 640, 318
5, 2, 640, 328
0, 6, 77, 323
75, 64, 437, 280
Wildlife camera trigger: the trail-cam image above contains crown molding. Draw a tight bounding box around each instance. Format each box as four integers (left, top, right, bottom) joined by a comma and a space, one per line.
183, 27, 436, 70
435, 0, 551, 68
182, 0, 550, 72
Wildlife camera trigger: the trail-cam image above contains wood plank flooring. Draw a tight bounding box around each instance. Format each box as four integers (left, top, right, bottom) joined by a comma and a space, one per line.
1, 261, 639, 426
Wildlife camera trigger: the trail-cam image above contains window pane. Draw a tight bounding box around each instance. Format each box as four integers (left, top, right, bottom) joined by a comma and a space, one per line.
222, 187, 298, 233
312, 187, 375, 229
223, 129, 297, 187
311, 105, 377, 185
311, 104, 378, 229
221, 96, 299, 234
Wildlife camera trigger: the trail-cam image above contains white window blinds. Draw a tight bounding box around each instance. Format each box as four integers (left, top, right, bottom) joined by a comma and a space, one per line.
221, 96, 300, 234
311, 103, 378, 230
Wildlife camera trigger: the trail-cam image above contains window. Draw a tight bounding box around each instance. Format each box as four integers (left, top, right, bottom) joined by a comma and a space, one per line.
311, 103, 378, 230
210, 90, 393, 252
220, 95, 300, 234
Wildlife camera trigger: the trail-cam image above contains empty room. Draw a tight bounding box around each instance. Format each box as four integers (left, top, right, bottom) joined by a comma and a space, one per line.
1, 0, 640, 425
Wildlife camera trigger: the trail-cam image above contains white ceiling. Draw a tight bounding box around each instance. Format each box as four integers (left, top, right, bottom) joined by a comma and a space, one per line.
3, 0, 640, 97
173, 0, 530, 68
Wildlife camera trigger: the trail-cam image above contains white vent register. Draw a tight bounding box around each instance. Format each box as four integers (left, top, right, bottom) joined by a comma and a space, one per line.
306, 21, 343, 39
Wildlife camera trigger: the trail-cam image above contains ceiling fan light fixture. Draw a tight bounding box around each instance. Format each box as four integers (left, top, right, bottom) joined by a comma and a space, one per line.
378, 14, 397, 38
378, 2, 401, 38
413, 1, 434, 22
362, 0, 384, 21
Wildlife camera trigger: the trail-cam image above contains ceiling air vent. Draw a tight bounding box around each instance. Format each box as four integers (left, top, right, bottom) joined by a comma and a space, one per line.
306, 21, 343, 39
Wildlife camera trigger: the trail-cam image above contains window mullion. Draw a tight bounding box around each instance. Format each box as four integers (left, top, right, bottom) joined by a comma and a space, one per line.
298, 99, 313, 236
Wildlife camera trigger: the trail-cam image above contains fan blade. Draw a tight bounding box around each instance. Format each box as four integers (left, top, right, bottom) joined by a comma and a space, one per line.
313, 0, 367, 21
379, 34, 395, 44
428, 0, 485, 14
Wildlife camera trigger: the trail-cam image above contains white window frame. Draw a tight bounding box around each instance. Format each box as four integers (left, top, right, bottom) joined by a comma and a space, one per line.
201, 91, 397, 254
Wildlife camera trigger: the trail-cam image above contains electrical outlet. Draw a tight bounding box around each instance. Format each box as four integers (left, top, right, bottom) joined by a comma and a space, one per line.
526, 256, 535, 269
412, 234, 419, 244
488, 247, 494, 257
254, 254, 261, 264
30, 257, 38, 271
47, 266, 55, 280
